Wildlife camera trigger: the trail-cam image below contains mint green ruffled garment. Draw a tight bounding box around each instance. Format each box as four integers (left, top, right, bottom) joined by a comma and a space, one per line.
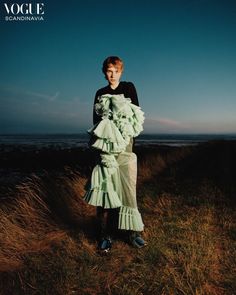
84, 94, 145, 231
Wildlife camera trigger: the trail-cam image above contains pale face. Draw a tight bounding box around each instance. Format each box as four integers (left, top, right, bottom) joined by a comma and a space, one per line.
105, 65, 122, 88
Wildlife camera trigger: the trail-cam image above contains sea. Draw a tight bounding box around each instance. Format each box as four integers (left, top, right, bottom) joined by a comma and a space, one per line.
1, 133, 236, 151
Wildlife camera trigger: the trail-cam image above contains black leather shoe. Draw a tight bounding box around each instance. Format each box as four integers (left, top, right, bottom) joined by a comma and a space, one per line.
97, 237, 112, 254
129, 232, 147, 248
131, 236, 147, 248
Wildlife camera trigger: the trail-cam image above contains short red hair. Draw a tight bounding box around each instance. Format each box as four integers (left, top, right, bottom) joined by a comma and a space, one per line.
102, 56, 124, 74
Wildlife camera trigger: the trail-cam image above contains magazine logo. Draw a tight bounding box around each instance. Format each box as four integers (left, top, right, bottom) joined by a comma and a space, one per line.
3, 3, 45, 21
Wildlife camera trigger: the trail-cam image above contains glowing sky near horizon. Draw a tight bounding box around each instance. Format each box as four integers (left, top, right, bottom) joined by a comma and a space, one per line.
0, 0, 236, 134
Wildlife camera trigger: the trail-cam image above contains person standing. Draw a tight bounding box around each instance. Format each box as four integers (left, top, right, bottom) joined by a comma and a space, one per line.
84, 56, 147, 253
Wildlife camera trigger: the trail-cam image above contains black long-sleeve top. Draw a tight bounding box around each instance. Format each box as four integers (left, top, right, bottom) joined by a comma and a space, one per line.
93, 81, 139, 125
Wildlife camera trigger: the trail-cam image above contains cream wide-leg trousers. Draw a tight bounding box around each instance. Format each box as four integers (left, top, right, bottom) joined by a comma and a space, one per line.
84, 138, 144, 232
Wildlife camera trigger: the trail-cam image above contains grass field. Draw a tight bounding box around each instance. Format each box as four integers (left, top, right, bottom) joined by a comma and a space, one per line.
0, 141, 235, 295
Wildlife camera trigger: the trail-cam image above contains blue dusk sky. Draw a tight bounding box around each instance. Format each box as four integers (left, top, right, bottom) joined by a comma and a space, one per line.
0, 0, 236, 134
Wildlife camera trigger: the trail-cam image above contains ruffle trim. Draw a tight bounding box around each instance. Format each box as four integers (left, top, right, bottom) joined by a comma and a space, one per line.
100, 154, 118, 168
118, 206, 144, 231
88, 94, 145, 153
83, 161, 122, 208
88, 119, 124, 141
83, 189, 122, 209
88, 118, 127, 153
91, 139, 126, 154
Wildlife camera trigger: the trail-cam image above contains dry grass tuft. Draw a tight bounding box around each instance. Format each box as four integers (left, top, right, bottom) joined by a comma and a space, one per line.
0, 172, 91, 271
0, 143, 236, 294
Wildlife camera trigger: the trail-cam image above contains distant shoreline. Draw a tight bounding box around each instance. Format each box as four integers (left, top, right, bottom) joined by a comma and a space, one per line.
1, 140, 236, 191
1, 133, 236, 151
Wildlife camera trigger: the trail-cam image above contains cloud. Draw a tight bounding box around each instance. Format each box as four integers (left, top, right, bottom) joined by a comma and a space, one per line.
184, 120, 236, 134
143, 116, 191, 133
144, 117, 236, 134
0, 85, 92, 133
26, 90, 60, 101
150, 117, 182, 127
0, 86, 60, 103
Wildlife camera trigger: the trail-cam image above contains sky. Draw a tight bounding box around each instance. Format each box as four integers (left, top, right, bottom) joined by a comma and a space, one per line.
0, 0, 236, 134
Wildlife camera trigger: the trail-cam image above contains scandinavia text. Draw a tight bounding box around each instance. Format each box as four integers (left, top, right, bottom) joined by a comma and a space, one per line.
5, 16, 44, 21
